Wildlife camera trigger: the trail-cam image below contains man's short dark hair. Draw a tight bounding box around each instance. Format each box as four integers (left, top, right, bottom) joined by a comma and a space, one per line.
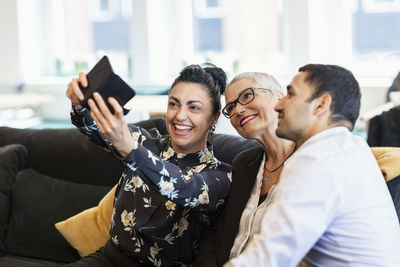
299, 64, 361, 128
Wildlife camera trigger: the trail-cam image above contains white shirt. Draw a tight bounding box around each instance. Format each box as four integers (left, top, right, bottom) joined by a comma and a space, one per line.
229, 153, 268, 258
225, 127, 400, 267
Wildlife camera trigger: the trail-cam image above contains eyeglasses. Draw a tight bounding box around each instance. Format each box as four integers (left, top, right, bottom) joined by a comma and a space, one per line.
222, 87, 272, 118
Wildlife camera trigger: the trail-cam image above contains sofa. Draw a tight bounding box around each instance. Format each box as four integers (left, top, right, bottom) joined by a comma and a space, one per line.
0, 117, 399, 266
0, 117, 260, 266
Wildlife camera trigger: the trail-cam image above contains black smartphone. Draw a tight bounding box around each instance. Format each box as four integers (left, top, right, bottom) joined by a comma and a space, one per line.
79, 56, 135, 115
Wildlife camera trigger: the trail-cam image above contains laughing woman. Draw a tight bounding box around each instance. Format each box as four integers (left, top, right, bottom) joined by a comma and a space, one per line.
65, 64, 231, 267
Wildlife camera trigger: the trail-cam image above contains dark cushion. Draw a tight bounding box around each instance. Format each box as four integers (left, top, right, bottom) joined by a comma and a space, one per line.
213, 134, 260, 165
387, 175, 400, 222
130, 116, 168, 135
367, 106, 400, 147
0, 144, 27, 255
0, 254, 63, 266
4, 169, 111, 263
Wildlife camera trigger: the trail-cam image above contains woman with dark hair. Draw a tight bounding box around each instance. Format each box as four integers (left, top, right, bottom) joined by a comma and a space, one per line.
65, 64, 232, 266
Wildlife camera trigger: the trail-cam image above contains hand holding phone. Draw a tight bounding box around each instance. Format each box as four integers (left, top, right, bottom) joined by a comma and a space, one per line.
66, 72, 88, 106
79, 56, 136, 115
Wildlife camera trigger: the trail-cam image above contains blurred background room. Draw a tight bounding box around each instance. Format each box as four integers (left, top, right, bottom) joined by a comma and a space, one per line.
1, 0, 400, 138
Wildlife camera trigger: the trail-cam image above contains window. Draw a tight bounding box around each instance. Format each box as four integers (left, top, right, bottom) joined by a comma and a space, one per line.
15, 0, 400, 88
190, 0, 285, 79
193, 0, 224, 53
17, 0, 133, 80
351, 0, 400, 80
16, 0, 285, 83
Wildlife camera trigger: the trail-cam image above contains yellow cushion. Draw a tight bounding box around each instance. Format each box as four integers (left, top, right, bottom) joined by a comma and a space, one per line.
371, 147, 400, 182
55, 185, 116, 257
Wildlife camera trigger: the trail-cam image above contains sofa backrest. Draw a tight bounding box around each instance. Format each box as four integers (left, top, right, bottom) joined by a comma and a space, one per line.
0, 117, 259, 187
0, 127, 123, 187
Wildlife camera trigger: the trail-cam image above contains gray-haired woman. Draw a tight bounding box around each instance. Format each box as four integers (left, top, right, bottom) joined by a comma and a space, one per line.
195, 72, 295, 266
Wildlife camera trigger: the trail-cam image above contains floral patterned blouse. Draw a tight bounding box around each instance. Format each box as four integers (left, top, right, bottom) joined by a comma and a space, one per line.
71, 107, 232, 266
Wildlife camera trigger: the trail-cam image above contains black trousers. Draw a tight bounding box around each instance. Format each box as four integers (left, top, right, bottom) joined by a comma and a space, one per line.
63, 240, 148, 267
63, 250, 114, 267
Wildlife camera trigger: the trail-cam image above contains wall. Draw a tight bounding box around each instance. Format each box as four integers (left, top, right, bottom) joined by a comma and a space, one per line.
0, 0, 21, 92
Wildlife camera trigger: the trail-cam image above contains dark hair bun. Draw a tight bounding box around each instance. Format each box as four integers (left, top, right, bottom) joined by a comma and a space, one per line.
203, 63, 227, 95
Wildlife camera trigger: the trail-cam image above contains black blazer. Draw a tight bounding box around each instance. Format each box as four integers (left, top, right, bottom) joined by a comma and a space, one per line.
367, 105, 400, 147
194, 146, 264, 267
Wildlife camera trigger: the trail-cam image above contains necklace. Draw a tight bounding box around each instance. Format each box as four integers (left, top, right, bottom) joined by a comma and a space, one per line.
263, 149, 295, 183
263, 162, 284, 183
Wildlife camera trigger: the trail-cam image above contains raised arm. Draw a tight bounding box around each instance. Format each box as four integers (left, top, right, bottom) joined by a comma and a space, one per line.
67, 73, 116, 151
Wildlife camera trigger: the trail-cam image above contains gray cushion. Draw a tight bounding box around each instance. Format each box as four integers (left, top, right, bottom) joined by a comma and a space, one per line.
0, 144, 27, 254
0, 254, 63, 267
387, 175, 400, 222
5, 169, 111, 263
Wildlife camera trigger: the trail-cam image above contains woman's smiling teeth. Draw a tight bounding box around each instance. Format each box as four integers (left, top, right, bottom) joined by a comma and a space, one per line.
240, 115, 257, 126
175, 124, 193, 131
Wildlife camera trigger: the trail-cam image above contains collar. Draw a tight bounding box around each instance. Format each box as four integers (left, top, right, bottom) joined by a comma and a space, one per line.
160, 137, 216, 165
301, 126, 350, 148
